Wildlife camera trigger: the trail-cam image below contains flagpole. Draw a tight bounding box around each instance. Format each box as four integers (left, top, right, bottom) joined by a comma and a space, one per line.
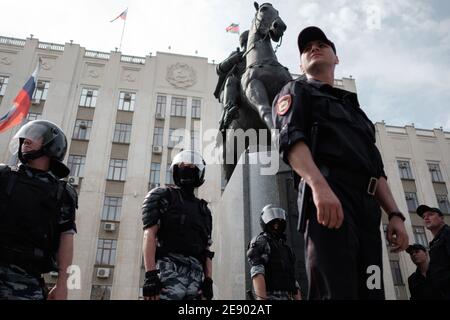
119, 16, 127, 52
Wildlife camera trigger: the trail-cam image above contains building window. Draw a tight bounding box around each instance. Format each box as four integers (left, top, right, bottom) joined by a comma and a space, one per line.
436, 194, 450, 214
398, 160, 413, 180
166, 164, 174, 185
107, 159, 127, 181
192, 99, 201, 119
73, 120, 93, 140
96, 239, 117, 266
67, 155, 86, 177
113, 123, 132, 144
413, 226, 428, 248
168, 128, 184, 148
90, 285, 112, 300
390, 260, 404, 286
170, 97, 187, 117
405, 192, 419, 213
26, 112, 42, 122
428, 163, 444, 183
156, 95, 166, 117
79, 88, 98, 108
32, 80, 50, 102
101, 196, 122, 221
191, 130, 200, 151
118, 91, 135, 111
0, 75, 9, 96
153, 127, 164, 147
149, 162, 161, 188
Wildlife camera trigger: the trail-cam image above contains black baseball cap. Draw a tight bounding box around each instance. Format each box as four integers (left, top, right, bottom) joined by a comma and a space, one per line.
416, 204, 443, 218
406, 243, 427, 254
297, 26, 336, 54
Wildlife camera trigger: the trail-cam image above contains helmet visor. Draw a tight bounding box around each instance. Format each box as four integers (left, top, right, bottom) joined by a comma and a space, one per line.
9, 122, 53, 155
261, 207, 286, 224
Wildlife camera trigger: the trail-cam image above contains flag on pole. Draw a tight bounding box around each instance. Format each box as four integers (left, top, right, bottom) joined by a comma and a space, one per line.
110, 8, 128, 23
226, 23, 240, 34
0, 59, 41, 133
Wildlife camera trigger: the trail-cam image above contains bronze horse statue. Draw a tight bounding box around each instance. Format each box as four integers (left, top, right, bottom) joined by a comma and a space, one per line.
220, 2, 292, 181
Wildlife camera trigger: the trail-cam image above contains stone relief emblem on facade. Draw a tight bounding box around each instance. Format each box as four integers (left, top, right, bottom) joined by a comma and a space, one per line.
124, 73, 136, 83
0, 56, 12, 65
41, 60, 52, 70
88, 68, 100, 79
166, 63, 197, 88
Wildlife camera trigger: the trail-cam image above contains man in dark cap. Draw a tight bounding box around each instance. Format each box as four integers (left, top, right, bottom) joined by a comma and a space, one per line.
406, 243, 437, 300
417, 205, 450, 299
272, 26, 409, 299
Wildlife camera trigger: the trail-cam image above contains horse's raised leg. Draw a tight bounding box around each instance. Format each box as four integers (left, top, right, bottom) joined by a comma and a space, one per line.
245, 79, 274, 130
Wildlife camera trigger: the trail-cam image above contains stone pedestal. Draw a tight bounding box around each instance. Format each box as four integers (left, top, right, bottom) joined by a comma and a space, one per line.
212, 151, 308, 299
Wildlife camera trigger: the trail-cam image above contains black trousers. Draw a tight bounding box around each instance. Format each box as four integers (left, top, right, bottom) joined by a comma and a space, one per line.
305, 176, 385, 300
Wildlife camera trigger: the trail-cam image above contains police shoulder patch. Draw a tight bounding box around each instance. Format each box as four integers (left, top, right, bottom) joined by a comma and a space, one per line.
276, 94, 292, 116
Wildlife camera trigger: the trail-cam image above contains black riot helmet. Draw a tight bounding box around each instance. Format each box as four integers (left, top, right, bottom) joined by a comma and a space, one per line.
260, 205, 287, 233
170, 150, 206, 188
9, 120, 70, 178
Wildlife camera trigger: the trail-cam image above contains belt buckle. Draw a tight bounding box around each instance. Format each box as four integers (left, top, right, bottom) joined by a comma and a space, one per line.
367, 177, 378, 196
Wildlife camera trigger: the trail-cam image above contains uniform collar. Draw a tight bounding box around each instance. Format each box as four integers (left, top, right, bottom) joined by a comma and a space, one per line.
431, 224, 450, 244
301, 77, 361, 108
19, 163, 58, 181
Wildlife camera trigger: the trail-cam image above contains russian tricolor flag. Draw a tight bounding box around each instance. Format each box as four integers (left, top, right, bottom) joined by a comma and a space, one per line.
110, 8, 128, 23
0, 60, 40, 133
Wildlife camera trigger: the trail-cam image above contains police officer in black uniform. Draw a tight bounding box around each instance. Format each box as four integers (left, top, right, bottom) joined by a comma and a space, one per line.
406, 243, 438, 300
272, 26, 409, 299
247, 205, 301, 300
141, 150, 214, 300
214, 30, 249, 132
0, 120, 77, 300
417, 205, 450, 299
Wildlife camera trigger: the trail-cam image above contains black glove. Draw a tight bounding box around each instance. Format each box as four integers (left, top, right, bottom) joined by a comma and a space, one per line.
143, 270, 162, 297
201, 277, 213, 300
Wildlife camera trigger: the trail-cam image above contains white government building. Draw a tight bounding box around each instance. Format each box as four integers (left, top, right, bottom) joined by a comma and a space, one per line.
0, 35, 449, 300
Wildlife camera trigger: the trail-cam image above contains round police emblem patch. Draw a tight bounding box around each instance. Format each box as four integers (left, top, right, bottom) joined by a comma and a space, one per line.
277, 95, 292, 116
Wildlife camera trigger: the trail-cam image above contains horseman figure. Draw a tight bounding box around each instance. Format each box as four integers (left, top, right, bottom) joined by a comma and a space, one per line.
215, 2, 292, 182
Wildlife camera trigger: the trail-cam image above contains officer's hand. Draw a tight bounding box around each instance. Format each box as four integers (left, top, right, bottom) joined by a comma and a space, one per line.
143, 270, 162, 300
198, 277, 213, 300
312, 183, 344, 229
387, 217, 409, 253
47, 283, 68, 300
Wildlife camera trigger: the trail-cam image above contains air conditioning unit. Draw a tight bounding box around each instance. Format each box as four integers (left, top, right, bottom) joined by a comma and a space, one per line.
37, 82, 46, 90
152, 146, 163, 154
155, 113, 164, 120
97, 268, 111, 279
86, 90, 93, 97
79, 121, 87, 129
399, 163, 408, 169
124, 93, 132, 101
68, 176, 80, 186
49, 271, 59, 277
104, 222, 116, 232
32, 98, 41, 105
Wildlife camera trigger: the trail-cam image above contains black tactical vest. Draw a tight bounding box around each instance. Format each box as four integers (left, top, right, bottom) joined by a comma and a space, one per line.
0, 166, 63, 274
265, 234, 297, 292
157, 188, 210, 261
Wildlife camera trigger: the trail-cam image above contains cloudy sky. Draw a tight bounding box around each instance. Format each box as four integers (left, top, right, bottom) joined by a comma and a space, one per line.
1, 0, 449, 129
